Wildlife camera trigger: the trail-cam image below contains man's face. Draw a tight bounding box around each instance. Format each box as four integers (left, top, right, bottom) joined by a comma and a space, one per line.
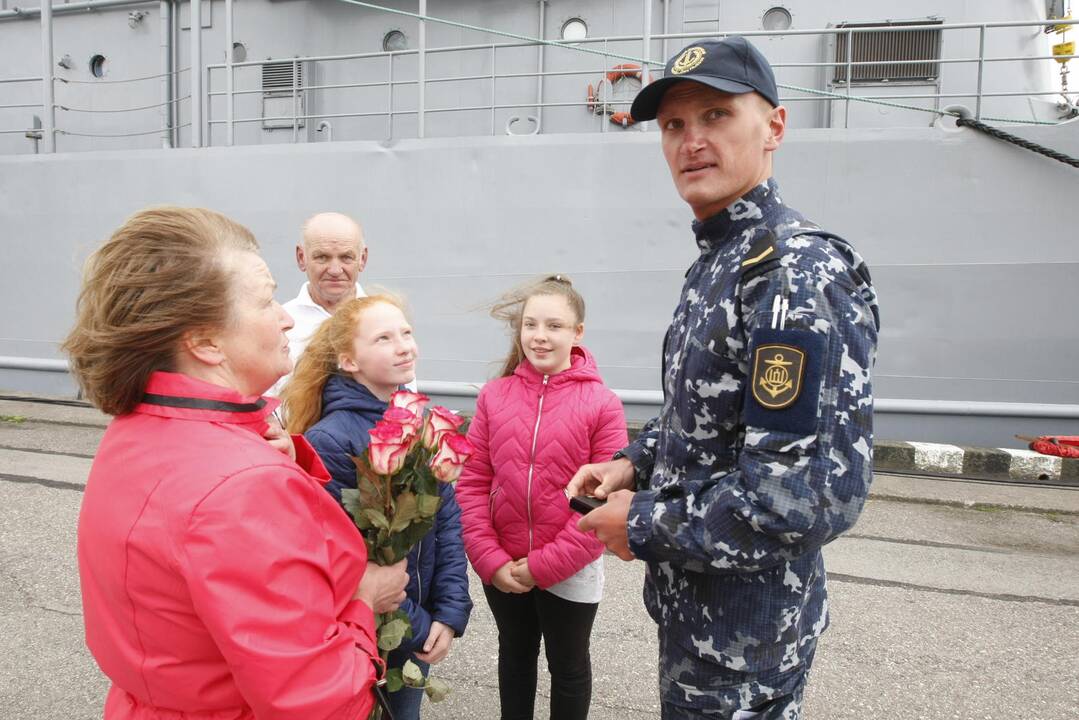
657, 83, 785, 221
296, 225, 367, 310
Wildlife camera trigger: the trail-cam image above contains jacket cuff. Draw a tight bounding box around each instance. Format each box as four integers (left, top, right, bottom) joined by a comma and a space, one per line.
292, 435, 332, 482
614, 445, 653, 489
404, 599, 434, 653
341, 599, 386, 683
431, 612, 468, 638
341, 599, 378, 652
626, 490, 657, 562
472, 549, 514, 586
526, 549, 554, 589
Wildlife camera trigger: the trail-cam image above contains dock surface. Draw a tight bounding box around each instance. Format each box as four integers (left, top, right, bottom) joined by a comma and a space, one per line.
1, 397, 1077, 720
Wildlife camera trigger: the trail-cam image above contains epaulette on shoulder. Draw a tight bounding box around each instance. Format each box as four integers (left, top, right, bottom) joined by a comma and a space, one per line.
739, 232, 781, 281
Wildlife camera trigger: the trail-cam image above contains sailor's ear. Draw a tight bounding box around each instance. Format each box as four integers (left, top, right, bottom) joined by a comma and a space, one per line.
295, 244, 307, 272
765, 104, 786, 150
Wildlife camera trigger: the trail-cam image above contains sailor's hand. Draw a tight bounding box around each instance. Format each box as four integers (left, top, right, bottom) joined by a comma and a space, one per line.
566, 457, 635, 500
577, 489, 636, 561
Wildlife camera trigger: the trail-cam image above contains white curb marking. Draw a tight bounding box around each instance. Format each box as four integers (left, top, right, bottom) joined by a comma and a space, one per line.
909, 442, 965, 475
1001, 447, 1061, 481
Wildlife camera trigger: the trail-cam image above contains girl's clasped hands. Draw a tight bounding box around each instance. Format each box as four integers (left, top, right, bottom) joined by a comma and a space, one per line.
492, 558, 537, 593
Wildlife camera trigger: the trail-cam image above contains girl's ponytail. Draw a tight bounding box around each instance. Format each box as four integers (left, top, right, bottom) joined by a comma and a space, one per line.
491, 274, 585, 378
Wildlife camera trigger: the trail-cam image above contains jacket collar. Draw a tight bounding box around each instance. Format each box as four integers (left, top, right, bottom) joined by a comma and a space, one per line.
692, 178, 782, 253
513, 346, 602, 387
135, 372, 277, 429
321, 374, 389, 417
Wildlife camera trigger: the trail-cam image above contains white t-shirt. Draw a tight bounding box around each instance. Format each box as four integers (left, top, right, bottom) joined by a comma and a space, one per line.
270, 282, 366, 396
546, 556, 604, 605
283, 281, 366, 368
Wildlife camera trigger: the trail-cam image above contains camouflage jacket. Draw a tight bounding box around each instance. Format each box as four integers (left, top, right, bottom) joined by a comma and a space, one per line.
621, 178, 880, 685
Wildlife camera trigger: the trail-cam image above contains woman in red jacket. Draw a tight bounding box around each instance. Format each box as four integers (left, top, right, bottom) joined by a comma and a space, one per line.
63, 207, 408, 720
456, 275, 628, 720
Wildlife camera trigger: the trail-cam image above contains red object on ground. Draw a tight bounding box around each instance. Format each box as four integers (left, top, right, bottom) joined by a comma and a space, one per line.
1028, 436, 1079, 458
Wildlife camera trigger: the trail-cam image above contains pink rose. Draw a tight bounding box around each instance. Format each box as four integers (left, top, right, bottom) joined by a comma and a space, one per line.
421, 406, 466, 450
382, 407, 422, 447
368, 421, 410, 476
428, 433, 474, 483
390, 390, 430, 417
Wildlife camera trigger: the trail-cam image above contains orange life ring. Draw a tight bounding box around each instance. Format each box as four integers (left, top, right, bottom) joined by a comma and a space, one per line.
606, 63, 643, 83
587, 66, 652, 123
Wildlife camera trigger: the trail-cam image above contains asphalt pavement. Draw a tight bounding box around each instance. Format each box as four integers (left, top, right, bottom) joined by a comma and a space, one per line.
1, 397, 1077, 720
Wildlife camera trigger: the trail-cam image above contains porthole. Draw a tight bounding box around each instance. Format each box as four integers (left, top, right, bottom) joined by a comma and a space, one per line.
232, 42, 247, 63
561, 18, 588, 42
383, 30, 408, 52
89, 54, 107, 78
762, 7, 792, 32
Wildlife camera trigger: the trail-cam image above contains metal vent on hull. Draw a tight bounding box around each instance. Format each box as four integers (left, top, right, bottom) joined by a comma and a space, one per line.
834, 20, 943, 83
262, 61, 303, 94
261, 60, 305, 130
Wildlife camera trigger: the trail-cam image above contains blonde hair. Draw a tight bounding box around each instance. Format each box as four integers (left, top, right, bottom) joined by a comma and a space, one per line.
491, 274, 585, 378
62, 207, 258, 416
280, 294, 407, 434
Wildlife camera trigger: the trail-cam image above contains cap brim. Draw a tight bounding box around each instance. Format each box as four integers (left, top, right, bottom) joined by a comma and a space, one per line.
630, 75, 757, 122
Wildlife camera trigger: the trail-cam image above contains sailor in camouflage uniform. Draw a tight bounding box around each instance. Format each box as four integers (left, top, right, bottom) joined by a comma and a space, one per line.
571, 37, 880, 719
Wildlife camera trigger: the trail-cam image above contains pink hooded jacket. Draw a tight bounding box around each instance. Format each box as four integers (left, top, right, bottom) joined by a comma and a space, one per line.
456, 346, 628, 589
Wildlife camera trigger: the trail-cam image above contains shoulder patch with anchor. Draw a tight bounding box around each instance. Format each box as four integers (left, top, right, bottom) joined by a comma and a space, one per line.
744, 327, 826, 435
752, 343, 805, 409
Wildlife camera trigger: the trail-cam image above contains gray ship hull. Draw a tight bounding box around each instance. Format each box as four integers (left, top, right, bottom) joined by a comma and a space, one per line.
3, 120, 1077, 447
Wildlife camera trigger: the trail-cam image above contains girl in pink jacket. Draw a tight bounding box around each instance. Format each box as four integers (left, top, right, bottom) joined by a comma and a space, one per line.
456, 275, 628, 720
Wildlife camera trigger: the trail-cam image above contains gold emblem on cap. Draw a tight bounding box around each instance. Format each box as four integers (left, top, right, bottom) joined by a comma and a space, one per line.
671, 46, 706, 75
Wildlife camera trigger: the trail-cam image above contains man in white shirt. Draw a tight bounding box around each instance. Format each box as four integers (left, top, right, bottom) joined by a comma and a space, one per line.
274, 212, 367, 394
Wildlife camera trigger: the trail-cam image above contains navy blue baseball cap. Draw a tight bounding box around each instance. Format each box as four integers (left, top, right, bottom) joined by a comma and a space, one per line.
631, 36, 779, 121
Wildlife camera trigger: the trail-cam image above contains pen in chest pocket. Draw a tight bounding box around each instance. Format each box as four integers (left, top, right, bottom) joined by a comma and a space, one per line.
769, 293, 790, 330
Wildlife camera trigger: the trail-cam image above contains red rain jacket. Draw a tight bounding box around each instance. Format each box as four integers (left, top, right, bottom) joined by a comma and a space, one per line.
78, 372, 381, 720
456, 347, 628, 589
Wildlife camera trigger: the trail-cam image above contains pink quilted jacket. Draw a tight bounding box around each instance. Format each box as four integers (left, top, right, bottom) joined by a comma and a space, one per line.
457, 346, 628, 589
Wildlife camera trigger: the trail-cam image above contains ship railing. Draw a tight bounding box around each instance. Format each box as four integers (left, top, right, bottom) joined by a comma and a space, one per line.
0, 76, 43, 144
6, 13, 1077, 151
199, 16, 1076, 145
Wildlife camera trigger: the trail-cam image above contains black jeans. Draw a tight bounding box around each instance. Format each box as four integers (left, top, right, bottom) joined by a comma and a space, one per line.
483, 584, 599, 720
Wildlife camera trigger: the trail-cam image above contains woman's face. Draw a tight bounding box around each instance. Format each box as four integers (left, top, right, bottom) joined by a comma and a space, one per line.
339, 302, 418, 401
214, 252, 295, 396
519, 294, 583, 376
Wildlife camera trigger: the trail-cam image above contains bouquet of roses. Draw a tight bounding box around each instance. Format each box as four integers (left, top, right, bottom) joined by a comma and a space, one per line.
339, 390, 473, 714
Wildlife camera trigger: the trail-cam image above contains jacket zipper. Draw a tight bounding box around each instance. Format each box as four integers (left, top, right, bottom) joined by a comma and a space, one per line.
525, 375, 550, 552
415, 539, 422, 601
